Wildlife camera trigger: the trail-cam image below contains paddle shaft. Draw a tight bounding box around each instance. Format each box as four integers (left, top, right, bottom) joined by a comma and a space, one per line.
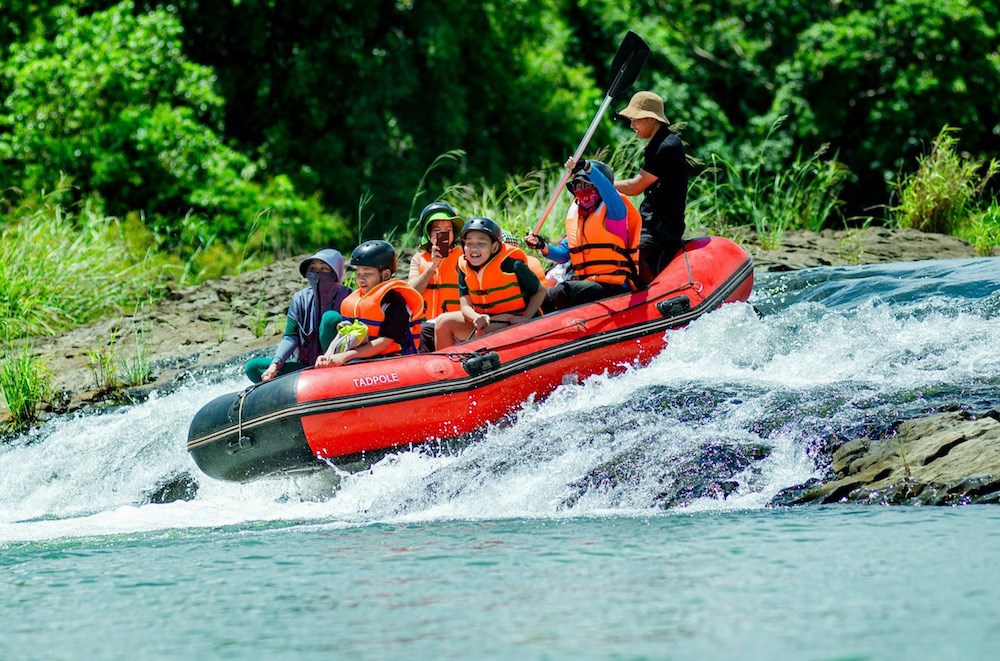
530, 95, 614, 237
529, 31, 647, 238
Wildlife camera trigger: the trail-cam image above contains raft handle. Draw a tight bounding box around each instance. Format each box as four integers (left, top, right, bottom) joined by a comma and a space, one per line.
227, 435, 256, 455
462, 351, 502, 377
656, 295, 691, 318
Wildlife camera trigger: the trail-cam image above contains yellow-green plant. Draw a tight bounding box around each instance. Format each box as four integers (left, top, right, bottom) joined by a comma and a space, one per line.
0, 342, 52, 432
957, 204, 1000, 256
85, 340, 120, 395
118, 323, 152, 387
214, 310, 234, 344
894, 126, 998, 235
249, 301, 271, 339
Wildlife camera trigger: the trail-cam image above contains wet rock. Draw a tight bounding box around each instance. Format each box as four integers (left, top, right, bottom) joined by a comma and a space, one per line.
562, 441, 772, 509
144, 472, 199, 504
772, 409, 1000, 506
749, 227, 976, 272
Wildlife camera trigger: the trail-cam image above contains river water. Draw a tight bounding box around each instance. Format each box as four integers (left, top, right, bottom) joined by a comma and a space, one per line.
2, 257, 999, 659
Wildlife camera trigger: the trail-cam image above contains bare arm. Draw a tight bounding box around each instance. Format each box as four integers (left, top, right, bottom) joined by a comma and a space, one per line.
517, 287, 547, 322
456, 294, 489, 332
615, 169, 658, 196
407, 250, 440, 293
315, 336, 395, 367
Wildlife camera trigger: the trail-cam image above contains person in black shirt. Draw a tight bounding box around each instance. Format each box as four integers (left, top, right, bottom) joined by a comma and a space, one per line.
614, 91, 689, 282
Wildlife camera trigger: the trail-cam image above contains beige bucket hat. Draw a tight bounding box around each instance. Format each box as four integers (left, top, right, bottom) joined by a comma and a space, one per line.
616, 91, 669, 125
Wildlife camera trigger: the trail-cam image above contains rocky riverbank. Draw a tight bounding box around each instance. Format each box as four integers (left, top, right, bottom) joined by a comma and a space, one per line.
772, 409, 1000, 506
5, 227, 998, 506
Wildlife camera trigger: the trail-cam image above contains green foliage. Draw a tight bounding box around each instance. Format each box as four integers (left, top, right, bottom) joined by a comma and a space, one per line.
2, 0, 999, 279
894, 126, 998, 235
0, 182, 165, 340
0, 341, 52, 431
687, 119, 850, 248
765, 0, 1000, 205
153, 0, 599, 236
0, 1, 348, 256
958, 205, 1000, 257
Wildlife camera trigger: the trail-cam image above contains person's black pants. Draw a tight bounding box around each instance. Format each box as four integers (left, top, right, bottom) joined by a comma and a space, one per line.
639, 231, 683, 282
543, 280, 625, 312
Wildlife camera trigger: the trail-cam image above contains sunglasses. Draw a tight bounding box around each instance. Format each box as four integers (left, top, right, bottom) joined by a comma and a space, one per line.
567, 179, 594, 193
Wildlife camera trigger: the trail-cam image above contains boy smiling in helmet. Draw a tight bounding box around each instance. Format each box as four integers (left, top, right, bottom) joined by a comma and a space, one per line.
435, 217, 546, 350
315, 240, 425, 367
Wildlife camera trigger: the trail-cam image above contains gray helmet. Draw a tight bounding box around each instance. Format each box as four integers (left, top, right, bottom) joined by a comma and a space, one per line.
567, 160, 615, 191
589, 160, 614, 183
298, 248, 345, 281
460, 217, 503, 244
351, 240, 397, 272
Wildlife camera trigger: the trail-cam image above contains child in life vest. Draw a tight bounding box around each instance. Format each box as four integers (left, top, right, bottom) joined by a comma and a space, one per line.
434, 217, 546, 350
408, 201, 464, 320
315, 240, 425, 367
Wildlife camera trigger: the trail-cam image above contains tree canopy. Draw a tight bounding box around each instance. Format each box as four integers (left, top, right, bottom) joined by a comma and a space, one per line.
1, 0, 997, 250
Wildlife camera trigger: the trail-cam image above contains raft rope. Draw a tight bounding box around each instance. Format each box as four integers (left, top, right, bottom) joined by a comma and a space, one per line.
236, 382, 262, 448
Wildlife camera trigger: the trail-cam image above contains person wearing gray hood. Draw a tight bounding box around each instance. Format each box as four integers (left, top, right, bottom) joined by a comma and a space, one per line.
243, 248, 353, 382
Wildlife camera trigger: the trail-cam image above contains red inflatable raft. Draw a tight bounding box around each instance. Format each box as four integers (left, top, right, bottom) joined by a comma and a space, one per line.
187, 236, 754, 482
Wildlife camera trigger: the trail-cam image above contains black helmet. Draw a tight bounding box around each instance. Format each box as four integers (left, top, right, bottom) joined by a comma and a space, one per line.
460, 217, 503, 244
419, 201, 462, 242
567, 160, 615, 192
589, 160, 614, 183
351, 240, 397, 273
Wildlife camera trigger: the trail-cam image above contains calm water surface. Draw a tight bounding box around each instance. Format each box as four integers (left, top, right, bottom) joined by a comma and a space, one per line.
4, 509, 1000, 659
2, 257, 999, 659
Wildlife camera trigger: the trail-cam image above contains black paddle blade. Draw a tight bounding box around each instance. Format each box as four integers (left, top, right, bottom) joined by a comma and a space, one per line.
606, 30, 650, 97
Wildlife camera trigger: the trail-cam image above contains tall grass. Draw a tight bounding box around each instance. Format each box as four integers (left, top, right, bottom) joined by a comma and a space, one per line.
0, 181, 277, 342
0, 342, 52, 431
395, 124, 852, 257
894, 126, 998, 237
687, 119, 850, 248
0, 199, 155, 339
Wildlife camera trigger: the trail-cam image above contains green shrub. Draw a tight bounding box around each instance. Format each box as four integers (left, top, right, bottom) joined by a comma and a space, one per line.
957, 205, 1000, 256
894, 126, 998, 235
0, 342, 52, 432
0, 2, 348, 258
765, 0, 1000, 210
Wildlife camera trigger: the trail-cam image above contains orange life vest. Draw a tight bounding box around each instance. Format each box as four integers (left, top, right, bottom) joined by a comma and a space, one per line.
414, 249, 462, 318
340, 279, 425, 355
525, 254, 548, 286
459, 244, 533, 315
565, 196, 642, 289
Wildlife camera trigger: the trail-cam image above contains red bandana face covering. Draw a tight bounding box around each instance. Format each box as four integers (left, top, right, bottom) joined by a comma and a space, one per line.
574, 186, 601, 210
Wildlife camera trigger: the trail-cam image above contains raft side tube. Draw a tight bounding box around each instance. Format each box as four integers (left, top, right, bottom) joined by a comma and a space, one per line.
187, 374, 321, 482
